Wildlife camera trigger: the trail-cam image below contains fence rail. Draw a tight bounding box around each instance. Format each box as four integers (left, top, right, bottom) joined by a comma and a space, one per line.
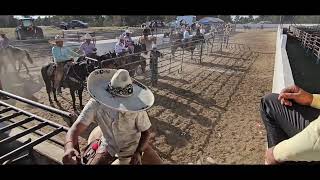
289, 25, 320, 63
0, 90, 72, 164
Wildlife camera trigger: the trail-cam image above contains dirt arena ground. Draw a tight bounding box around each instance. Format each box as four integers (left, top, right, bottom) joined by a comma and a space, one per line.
0, 29, 276, 164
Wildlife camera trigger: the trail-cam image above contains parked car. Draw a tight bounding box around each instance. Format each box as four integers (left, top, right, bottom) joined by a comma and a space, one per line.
59, 20, 89, 30
59, 21, 69, 30
68, 20, 89, 29
258, 21, 272, 24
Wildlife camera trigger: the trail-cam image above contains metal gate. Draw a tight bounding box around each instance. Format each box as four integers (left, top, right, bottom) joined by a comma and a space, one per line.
0, 90, 73, 164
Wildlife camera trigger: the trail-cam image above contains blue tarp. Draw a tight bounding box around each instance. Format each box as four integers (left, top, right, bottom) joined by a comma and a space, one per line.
198, 17, 224, 25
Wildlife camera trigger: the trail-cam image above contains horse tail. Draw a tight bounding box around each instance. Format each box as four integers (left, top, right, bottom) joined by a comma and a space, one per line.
24, 50, 33, 64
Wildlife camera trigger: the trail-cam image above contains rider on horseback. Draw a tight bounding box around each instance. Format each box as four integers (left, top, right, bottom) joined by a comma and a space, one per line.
50, 35, 79, 94
115, 35, 129, 57
0, 32, 9, 50
123, 30, 134, 53
79, 33, 97, 58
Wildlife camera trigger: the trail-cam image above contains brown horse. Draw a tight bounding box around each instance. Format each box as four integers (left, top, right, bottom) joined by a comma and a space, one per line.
169, 31, 204, 60
0, 45, 33, 74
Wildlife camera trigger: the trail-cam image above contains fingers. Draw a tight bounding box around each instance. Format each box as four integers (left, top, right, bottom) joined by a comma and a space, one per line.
280, 85, 299, 94
71, 149, 81, 158
279, 92, 297, 101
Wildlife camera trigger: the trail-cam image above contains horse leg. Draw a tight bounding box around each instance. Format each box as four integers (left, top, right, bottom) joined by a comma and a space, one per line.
10, 60, 17, 72
78, 88, 84, 109
70, 89, 77, 111
191, 49, 194, 60
52, 86, 58, 102
22, 61, 30, 74
141, 58, 146, 73
45, 81, 53, 103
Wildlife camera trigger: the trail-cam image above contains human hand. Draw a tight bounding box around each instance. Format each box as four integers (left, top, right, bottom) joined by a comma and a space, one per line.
129, 152, 142, 165
278, 85, 313, 106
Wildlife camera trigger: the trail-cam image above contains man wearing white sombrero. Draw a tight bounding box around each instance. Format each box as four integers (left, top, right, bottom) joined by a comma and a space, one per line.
80, 33, 97, 58
50, 35, 79, 94
63, 69, 163, 165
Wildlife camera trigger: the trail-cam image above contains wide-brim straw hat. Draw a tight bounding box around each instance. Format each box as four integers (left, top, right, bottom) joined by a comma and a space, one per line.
49, 35, 64, 45
87, 69, 154, 112
125, 29, 133, 34
81, 33, 93, 40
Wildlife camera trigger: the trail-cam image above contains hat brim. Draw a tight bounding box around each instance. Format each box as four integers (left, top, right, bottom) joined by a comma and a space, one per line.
87, 69, 154, 112
48, 39, 64, 45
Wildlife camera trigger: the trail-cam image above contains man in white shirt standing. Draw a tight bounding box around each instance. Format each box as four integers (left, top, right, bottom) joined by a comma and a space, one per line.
183, 26, 191, 45
62, 69, 163, 165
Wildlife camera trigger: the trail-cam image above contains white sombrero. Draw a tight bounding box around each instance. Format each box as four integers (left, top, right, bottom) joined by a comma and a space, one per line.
87, 69, 154, 112
81, 33, 93, 40
125, 29, 133, 34
49, 35, 64, 45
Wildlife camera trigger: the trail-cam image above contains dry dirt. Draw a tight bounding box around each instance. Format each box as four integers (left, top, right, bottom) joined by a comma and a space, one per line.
0, 29, 276, 164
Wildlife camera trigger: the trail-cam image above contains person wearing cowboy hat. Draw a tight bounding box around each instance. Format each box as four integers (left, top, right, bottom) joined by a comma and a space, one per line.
114, 35, 129, 57
79, 33, 97, 58
63, 69, 163, 165
138, 28, 156, 53
50, 35, 80, 94
123, 30, 134, 53
149, 44, 163, 86
182, 26, 191, 45
0, 31, 9, 50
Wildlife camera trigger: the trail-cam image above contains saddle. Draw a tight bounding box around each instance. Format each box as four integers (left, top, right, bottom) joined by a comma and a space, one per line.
47, 62, 72, 83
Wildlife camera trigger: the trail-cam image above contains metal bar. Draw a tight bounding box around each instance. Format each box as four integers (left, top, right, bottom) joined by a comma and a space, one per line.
0, 101, 69, 132
5, 118, 65, 147
0, 107, 12, 114
0, 122, 48, 145
0, 90, 72, 119
0, 112, 23, 123
0, 127, 64, 163
0, 117, 34, 134
9, 152, 31, 164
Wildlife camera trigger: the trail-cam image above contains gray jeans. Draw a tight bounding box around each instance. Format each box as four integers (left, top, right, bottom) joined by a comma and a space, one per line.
260, 93, 320, 147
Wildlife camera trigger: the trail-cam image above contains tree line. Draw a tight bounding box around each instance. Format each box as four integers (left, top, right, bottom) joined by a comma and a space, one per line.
1, 15, 320, 28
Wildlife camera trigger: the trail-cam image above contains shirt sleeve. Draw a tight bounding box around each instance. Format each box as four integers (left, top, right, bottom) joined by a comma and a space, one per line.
135, 111, 152, 132
311, 94, 320, 109
273, 117, 320, 162
74, 99, 97, 126
67, 47, 80, 57
80, 43, 85, 53
52, 47, 62, 61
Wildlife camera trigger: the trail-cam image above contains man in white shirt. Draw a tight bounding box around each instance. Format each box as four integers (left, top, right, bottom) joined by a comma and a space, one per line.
200, 26, 206, 35
123, 30, 134, 53
114, 35, 128, 56
183, 27, 191, 44
62, 69, 163, 165
79, 33, 97, 57
0, 32, 9, 49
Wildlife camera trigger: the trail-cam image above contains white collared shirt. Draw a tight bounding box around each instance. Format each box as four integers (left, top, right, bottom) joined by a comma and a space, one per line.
114, 42, 127, 54
76, 98, 152, 157
80, 42, 96, 55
